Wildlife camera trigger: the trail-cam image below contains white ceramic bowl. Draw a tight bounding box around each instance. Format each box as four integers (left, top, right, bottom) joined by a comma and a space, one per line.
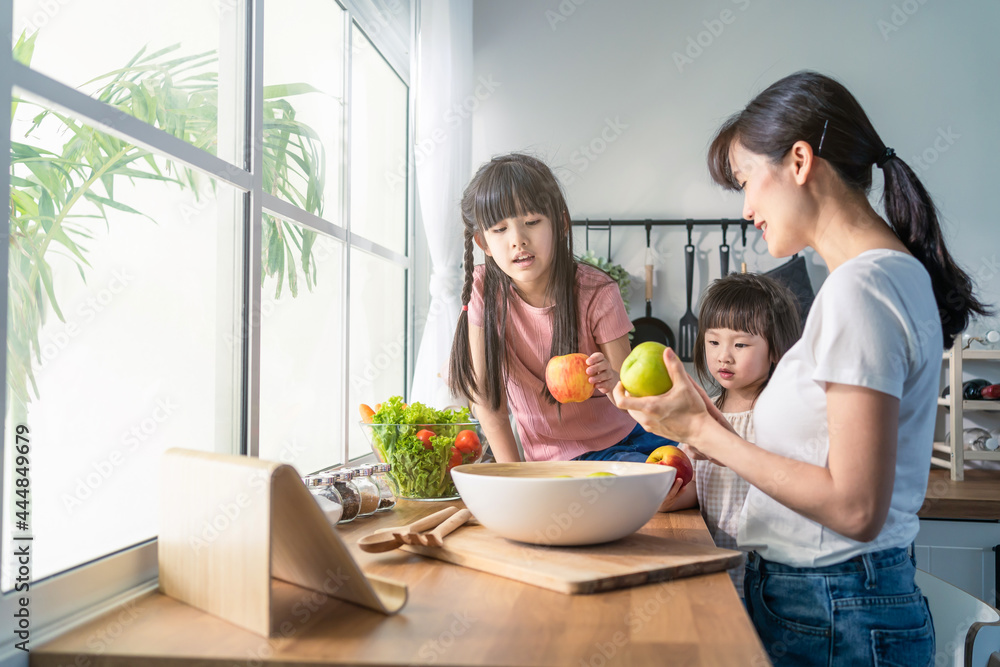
451, 461, 675, 546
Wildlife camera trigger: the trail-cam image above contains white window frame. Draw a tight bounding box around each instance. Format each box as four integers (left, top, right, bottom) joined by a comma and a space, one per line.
0, 1, 415, 662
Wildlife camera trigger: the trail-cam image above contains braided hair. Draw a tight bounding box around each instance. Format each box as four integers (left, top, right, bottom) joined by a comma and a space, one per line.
448, 153, 577, 410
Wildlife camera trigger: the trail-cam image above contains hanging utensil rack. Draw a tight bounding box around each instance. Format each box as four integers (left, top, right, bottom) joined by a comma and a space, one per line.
573, 218, 749, 245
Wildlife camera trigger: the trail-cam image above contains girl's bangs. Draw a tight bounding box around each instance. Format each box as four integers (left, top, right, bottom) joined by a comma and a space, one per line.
701, 292, 769, 339
473, 162, 556, 231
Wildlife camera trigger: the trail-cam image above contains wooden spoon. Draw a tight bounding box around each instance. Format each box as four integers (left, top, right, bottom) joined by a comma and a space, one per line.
403, 509, 473, 547
357, 506, 459, 553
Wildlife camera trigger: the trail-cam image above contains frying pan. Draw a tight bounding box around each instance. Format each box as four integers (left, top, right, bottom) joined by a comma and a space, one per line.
630, 224, 676, 350
763, 253, 814, 329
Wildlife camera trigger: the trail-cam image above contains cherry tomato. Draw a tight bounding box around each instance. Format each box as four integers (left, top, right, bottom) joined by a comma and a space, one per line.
415, 429, 436, 450
447, 447, 463, 470
454, 430, 481, 455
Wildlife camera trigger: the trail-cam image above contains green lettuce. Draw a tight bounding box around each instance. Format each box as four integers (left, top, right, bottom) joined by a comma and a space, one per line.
366, 397, 476, 498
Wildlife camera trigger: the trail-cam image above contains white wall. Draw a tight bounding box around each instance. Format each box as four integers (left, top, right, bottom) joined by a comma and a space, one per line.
469, 0, 1000, 340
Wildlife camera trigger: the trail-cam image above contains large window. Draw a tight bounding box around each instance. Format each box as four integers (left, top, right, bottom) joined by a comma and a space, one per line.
0, 0, 411, 644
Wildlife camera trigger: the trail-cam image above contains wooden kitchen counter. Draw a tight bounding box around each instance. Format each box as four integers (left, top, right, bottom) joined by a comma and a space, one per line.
919, 468, 1000, 521
33, 504, 768, 667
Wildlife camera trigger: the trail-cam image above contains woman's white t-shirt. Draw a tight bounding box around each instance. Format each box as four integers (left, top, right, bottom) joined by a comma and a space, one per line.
739, 250, 943, 567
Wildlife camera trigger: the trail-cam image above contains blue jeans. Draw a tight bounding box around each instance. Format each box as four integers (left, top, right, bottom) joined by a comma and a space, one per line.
572, 424, 678, 462
744, 546, 934, 667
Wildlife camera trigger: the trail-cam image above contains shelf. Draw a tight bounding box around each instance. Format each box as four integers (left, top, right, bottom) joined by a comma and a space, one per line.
964, 450, 1000, 461
962, 350, 1000, 360
937, 398, 1000, 411
963, 401, 1000, 411
939, 340, 1000, 481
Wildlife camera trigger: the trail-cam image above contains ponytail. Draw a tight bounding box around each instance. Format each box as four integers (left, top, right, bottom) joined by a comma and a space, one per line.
707, 70, 991, 350
880, 156, 988, 348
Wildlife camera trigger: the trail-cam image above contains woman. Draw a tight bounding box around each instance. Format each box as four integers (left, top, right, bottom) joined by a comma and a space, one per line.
614, 70, 989, 666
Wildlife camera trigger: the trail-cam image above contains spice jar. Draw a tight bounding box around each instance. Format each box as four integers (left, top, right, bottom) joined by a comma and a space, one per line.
370, 463, 397, 511
350, 466, 381, 518
304, 475, 344, 524
331, 471, 361, 523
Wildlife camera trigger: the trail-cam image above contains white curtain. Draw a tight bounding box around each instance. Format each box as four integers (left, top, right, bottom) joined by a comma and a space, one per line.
409, 0, 474, 407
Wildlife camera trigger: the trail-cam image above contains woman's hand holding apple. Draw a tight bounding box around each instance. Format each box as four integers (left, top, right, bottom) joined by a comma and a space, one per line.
612, 346, 715, 446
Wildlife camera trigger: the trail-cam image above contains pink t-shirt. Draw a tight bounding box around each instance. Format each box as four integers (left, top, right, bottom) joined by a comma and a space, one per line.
468, 263, 637, 461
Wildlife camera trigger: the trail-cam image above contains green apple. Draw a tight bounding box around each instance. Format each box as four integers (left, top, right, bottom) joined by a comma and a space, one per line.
586, 472, 616, 477
620, 342, 673, 396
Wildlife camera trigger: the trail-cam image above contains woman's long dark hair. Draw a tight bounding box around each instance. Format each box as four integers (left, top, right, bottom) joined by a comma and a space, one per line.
693, 273, 802, 410
448, 153, 577, 411
707, 70, 989, 348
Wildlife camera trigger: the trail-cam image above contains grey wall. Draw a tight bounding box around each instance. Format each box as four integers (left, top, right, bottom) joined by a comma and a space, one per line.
470, 0, 1000, 337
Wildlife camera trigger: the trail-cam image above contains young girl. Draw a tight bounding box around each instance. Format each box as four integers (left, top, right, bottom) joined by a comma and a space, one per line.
616, 70, 991, 666
448, 153, 677, 463
657, 273, 802, 598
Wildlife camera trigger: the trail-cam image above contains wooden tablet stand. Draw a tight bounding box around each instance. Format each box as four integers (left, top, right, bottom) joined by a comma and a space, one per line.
158, 448, 407, 637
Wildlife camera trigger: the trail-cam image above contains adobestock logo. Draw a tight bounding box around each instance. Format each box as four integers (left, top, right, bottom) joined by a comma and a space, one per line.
16, 0, 73, 36
671, 0, 751, 74
61, 396, 180, 513
558, 117, 629, 186
908, 126, 959, 175
385, 75, 502, 192
544, 0, 587, 31
877, 0, 931, 41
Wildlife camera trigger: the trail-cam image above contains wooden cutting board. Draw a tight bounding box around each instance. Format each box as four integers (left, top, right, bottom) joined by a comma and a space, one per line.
400, 521, 742, 594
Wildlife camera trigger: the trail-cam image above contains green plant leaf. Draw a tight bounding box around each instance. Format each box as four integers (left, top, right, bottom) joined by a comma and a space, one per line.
82, 191, 156, 222
263, 83, 325, 99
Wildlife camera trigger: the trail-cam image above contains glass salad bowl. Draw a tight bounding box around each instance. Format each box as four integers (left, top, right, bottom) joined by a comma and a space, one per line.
358, 397, 487, 501
359, 422, 487, 500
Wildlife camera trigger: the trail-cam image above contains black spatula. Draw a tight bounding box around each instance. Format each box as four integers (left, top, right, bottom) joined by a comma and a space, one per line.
678, 223, 698, 362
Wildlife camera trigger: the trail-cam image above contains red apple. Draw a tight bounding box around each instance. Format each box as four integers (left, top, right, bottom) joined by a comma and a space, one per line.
646, 445, 693, 487
545, 353, 594, 404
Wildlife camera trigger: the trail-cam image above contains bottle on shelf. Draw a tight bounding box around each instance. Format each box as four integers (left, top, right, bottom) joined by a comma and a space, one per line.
962, 330, 1000, 350
941, 378, 994, 400
947, 427, 1000, 452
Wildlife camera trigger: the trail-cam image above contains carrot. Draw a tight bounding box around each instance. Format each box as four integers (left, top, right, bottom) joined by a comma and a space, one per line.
359, 404, 376, 423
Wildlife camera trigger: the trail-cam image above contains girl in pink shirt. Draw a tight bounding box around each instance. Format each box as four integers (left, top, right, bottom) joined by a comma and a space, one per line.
448, 153, 679, 463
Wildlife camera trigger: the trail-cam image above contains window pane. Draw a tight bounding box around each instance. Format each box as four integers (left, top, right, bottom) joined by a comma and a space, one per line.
259, 221, 345, 476
264, 1, 345, 224
3, 98, 241, 588
349, 251, 406, 460
350, 24, 408, 255
12, 0, 243, 162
